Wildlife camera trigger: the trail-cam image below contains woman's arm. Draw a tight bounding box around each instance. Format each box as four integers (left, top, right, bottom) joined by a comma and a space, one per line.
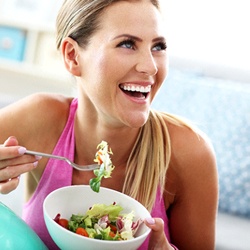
0, 93, 71, 194
167, 126, 218, 249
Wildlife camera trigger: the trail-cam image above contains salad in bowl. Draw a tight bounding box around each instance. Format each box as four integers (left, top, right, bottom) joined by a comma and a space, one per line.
54, 202, 142, 241
43, 185, 151, 250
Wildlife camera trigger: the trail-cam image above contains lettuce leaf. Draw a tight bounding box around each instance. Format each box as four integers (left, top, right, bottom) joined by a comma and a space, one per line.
86, 203, 123, 221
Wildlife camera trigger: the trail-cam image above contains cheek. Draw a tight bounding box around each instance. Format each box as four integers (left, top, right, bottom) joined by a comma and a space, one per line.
92, 54, 117, 83
156, 60, 169, 86
161, 54, 169, 77
91, 52, 107, 74
81, 52, 109, 87
86, 55, 117, 101
159, 55, 169, 82
151, 61, 168, 99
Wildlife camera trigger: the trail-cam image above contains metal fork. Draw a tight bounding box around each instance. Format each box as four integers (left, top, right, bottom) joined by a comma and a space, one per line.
25, 150, 99, 171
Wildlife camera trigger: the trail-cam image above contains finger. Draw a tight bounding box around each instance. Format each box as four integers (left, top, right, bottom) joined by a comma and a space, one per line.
0, 153, 40, 170
0, 161, 38, 182
1, 136, 27, 160
145, 218, 169, 249
0, 144, 27, 161
144, 217, 164, 232
3, 136, 18, 147
0, 176, 20, 194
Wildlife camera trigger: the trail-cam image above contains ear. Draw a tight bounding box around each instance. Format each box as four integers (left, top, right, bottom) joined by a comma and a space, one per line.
61, 37, 81, 76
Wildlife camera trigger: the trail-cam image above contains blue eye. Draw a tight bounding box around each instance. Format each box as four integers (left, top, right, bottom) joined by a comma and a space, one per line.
117, 39, 136, 49
152, 42, 167, 51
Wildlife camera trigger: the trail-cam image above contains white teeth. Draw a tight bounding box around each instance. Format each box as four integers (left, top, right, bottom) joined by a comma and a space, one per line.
120, 84, 151, 93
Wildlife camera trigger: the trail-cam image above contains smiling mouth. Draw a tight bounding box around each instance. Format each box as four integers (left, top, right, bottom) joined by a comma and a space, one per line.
119, 84, 151, 99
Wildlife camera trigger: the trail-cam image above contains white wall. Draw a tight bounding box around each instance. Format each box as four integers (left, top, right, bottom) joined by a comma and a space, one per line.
162, 0, 250, 82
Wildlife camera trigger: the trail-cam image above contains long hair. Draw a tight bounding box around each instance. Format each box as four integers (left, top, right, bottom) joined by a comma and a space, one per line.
123, 110, 194, 211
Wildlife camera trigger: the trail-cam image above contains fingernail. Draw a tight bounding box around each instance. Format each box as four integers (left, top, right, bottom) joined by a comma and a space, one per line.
146, 217, 155, 225
18, 147, 26, 155
35, 155, 42, 160
33, 161, 39, 168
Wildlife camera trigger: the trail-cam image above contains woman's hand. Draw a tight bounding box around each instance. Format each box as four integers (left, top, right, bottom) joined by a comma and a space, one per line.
144, 217, 176, 250
0, 136, 40, 194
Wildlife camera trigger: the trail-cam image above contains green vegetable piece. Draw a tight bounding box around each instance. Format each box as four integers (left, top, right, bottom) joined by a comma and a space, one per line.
86, 203, 123, 221
100, 227, 111, 240
85, 228, 96, 238
68, 214, 87, 232
84, 216, 92, 228
89, 178, 101, 193
94, 234, 103, 240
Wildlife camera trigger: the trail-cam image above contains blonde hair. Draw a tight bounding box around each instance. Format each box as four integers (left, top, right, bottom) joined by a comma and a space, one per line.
123, 111, 193, 211
56, 0, 192, 212
56, 0, 160, 50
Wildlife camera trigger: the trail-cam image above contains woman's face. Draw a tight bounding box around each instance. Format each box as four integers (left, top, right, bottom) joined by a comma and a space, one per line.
77, 0, 168, 128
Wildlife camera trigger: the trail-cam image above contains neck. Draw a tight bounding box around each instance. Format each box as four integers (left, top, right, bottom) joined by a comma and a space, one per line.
74, 110, 141, 168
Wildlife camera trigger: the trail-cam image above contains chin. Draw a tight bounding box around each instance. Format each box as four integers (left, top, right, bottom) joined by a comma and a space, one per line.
124, 111, 150, 128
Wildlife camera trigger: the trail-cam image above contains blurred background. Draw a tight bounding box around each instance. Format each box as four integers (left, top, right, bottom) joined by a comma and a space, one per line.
0, 0, 249, 249
0, 0, 72, 107
164, 0, 250, 82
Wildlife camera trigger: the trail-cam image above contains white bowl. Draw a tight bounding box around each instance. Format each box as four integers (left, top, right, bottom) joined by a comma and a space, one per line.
43, 185, 151, 250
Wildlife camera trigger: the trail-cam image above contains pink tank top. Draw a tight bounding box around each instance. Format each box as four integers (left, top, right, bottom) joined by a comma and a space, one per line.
22, 98, 172, 249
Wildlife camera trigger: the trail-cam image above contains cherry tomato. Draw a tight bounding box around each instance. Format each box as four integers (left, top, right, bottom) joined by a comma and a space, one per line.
76, 227, 89, 237
108, 224, 117, 233
109, 231, 116, 238
58, 218, 69, 229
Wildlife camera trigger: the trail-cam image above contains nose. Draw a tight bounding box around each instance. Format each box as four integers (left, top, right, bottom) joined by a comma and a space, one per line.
135, 50, 158, 76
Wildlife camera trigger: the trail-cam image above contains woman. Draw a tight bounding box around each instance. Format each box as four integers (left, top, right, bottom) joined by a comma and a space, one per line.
0, 0, 218, 249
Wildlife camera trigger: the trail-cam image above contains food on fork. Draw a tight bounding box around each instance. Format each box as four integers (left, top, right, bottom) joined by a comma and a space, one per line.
90, 141, 115, 192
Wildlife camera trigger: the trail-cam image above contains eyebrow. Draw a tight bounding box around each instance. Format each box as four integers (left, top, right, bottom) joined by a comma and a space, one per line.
113, 34, 166, 43
113, 34, 142, 42
152, 36, 166, 43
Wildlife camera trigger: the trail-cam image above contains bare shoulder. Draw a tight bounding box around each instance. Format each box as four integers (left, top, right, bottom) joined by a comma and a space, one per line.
0, 93, 73, 148
20, 93, 72, 123
167, 119, 216, 174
